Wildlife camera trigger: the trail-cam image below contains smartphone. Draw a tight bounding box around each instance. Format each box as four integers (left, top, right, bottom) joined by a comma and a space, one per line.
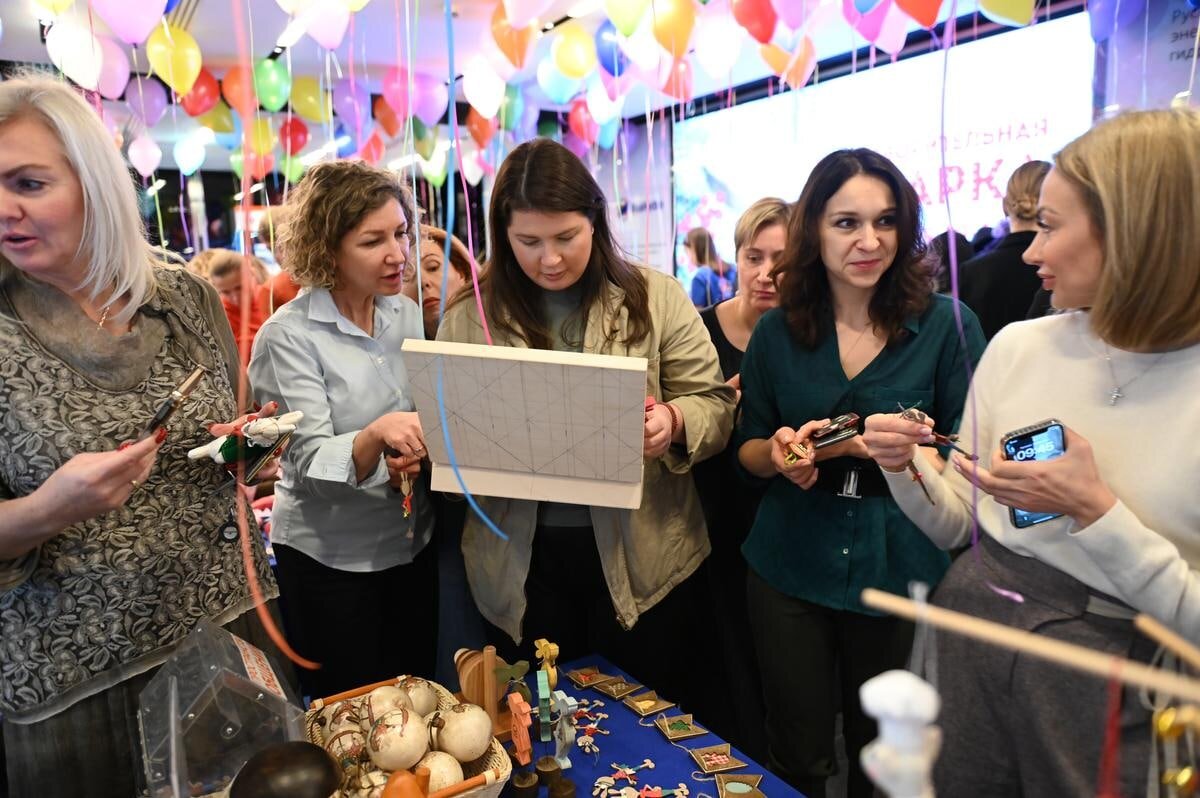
1000, 419, 1066, 528
811, 413, 861, 450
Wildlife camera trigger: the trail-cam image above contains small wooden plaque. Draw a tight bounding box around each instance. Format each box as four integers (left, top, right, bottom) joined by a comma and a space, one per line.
688, 743, 747, 774
594, 679, 641, 699
623, 690, 676, 717
653, 713, 708, 741
715, 773, 765, 798
565, 667, 618, 689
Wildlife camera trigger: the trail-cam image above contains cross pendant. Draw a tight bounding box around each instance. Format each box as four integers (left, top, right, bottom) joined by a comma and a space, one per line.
1109, 387, 1123, 405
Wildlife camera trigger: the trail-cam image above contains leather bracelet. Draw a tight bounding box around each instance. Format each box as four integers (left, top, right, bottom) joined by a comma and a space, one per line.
664, 402, 681, 440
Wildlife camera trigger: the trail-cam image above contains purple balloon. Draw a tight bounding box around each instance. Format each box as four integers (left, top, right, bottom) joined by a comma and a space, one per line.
411, 73, 449, 128
562, 130, 589, 160
126, 76, 168, 127
332, 78, 371, 136
1089, 0, 1144, 42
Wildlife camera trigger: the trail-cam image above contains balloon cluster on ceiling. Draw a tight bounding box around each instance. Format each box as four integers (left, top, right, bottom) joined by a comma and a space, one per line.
23, 0, 1149, 187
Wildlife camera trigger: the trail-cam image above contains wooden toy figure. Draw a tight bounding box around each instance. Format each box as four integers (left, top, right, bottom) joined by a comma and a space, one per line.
535, 638, 560, 691
551, 690, 579, 770
858, 669, 942, 798
508, 691, 534, 766
188, 410, 303, 481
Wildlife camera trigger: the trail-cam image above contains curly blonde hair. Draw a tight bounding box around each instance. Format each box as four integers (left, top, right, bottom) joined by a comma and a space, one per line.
279, 161, 417, 290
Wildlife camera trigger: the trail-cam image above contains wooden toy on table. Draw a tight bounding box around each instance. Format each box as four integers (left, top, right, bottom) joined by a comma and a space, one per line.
508, 691, 534, 766
535, 638, 560, 691
454, 646, 513, 742
536, 670, 553, 742
551, 690, 579, 770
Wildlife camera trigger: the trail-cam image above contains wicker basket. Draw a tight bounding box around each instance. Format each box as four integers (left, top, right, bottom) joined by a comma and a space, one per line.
306, 677, 512, 798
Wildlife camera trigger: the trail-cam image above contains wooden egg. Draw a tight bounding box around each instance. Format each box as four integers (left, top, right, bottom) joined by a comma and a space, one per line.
416, 750, 465, 792
347, 769, 389, 798
431, 703, 493, 763
367, 708, 429, 772
360, 686, 414, 733
325, 727, 366, 767
400, 676, 439, 716
319, 699, 360, 738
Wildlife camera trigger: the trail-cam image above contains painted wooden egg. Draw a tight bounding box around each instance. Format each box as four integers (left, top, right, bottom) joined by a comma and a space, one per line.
431, 703, 493, 763
346, 769, 389, 798
359, 686, 414, 733
325, 727, 366, 767
416, 750, 465, 792
400, 676, 440, 716
320, 699, 360, 738
367, 708, 430, 771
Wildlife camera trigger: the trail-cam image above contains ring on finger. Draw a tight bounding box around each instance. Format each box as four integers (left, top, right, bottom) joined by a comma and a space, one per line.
130, 479, 140, 489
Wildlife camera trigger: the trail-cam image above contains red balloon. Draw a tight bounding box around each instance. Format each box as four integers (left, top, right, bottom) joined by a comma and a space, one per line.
466, 107, 498, 149
180, 67, 219, 117
732, 0, 779, 43
279, 117, 310, 156
661, 58, 694, 102
567, 99, 598, 145
373, 96, 402, 138
247, 151, 275, 181
221, 65, 257, 116
359, 131, 386, 164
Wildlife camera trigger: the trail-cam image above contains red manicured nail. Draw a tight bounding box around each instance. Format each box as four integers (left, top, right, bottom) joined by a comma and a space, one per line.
155, 427, 168, 444
118, 440, 132, 451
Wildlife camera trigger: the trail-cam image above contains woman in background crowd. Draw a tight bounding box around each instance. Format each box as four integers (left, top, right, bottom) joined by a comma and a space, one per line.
401, 225, 472, 340
686, 226, 737, 308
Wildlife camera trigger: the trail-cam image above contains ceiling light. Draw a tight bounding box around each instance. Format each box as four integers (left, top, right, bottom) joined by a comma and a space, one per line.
567, 0, 603, 16
276, 17, 307, 49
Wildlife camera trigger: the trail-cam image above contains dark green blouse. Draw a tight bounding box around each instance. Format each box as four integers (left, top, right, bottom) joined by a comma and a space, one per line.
735, 294, 986, 614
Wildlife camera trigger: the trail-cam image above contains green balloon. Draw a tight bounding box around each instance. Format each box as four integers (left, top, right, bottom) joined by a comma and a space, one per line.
537, 119, 561, 142
412, 117, 437, 161
253, 58, 291, 113
282, 155, 305, 183
229, 148, 245, 179
424, 165, 446, 188
500, 85, 523, 133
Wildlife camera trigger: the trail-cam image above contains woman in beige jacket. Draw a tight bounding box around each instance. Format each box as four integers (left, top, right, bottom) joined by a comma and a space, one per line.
438, 139, 734, 711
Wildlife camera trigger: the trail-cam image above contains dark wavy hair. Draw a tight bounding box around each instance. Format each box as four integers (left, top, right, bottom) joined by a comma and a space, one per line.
772, 148, 933, 348
453, 138, 651, 350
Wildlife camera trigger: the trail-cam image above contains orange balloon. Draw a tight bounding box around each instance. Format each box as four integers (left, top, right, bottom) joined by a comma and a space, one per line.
660, 57, 693, 101
466, 107, 498, 149
896, 0, 942, 27
222, 65, 257, 116
359, 131, 386, 164
759, 37, 815, 90
491, 3, 536, 69
652, 0, 697, 59
373, 96, 402, 138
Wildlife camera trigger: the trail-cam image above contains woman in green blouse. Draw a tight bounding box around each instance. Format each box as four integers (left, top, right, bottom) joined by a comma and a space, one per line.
735, 149, 984, 798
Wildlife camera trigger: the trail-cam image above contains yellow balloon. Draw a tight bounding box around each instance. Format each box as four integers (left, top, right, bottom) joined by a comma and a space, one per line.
32, 0, 75, 15
652, 0, 696, 60
247, 118, 277, 155
146, 23, 203, 96
552, 21, 598, 80
290, 76, 332, 123
198, 101, 235, 133
979, 0, 1034, 26
346, 0, 373, 9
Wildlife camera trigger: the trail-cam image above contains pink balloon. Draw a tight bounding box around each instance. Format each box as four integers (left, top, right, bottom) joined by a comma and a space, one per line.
772, 0, 813, 28
412, 73, 449, 128
332, 78, 370, 135
843, 0, 892, 41
305, 2, 351, 49
127, 76, 168, 127
96, 37, 131, 101
127, 133, 162, 177
875, 1, 911, 53
562, 130, 589, 159
382, 67, 411, 120
92, 0, 169, 45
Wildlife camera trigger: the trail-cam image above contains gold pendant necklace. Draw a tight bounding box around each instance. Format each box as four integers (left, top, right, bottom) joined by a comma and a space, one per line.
97, 307, 110, 330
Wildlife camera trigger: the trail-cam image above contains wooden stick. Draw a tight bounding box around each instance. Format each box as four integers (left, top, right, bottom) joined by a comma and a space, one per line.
1135, 614, 1200, 672
861, 588, 1200, 704
428, 767, 502, 798
314, 676, 401, 708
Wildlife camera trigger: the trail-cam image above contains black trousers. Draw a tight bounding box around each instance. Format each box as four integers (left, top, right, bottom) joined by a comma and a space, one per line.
747, 569, 913, 798
483, 525, 714, 723
273, 542, 438, 701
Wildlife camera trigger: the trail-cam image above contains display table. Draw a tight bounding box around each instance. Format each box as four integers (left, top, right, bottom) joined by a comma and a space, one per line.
517, 656, 802, 798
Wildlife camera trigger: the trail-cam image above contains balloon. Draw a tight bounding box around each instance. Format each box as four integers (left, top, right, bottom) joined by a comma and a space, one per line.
461, 150, 485, 187
229, 148, 245, 179
660, 57, 693, 102
91, 0, 167, 45
617, 13, 666, 73
537, 119, 562, 142
875, 2, 910, 53
281, 155, 305, 183
479, 24, 520, 82
605, 0, 650, 36
382, 67, 412, 119
334, 122, 357, 158
248, 151, 276, 181
466, 107, 498, 148
126, 76, 169, 127
420, 143, 447, 187
45, 17, 103, 90
305, 0, 351, 49
491, 3, 536, 69
895, 0, 941, 26
502, 0, 555, 29
854, 0, 885, 12
253, 58, 291, 112
499, 84, 525, 132
772, 0, 813, 28
173, 136, 206, 176
536, 60, 583, 105
291, 76, 331, 122
1087, 0, 1140, 39
594, 20, 630, 77
412, 118, 437, 161
165, 0, 181, 11
222, 66, 257, 115
759, 36, 815, 89
843, 0, 891, 42
332, 78, 370, 132
198, 101, 235, 133
694, 12, 744, 78
517, 88, 541, 138
145, 23, 202, 95
553, 21, 598, 79
597, 118, 619, 150
247, 118, 278, 154
212, 109, 243, 150
359, 131, 385, 164
280, 117, 309, 155
96, 36, 131, 100
180, 67, 219, 116
567, 99, 598, 145
347, 0, 372, 9
412, 73, 449, 127
373, 96, 402, 138
562, 131, 589, 159
652, 0, 696, 58
128, 133, 162, 177
732, 0, 778, 43
33, 0, 74, 14
585, 74, 622, 125
462, 56, 506, 118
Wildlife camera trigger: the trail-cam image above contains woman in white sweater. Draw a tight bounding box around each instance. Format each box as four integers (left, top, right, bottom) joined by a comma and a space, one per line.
863, 108, 1200, 797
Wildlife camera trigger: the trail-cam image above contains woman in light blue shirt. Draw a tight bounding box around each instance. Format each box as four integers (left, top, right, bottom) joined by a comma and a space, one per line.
249, 161, 435, 699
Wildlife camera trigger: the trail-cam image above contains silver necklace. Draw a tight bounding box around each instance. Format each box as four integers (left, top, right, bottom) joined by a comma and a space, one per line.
1102, 344, 1168, 405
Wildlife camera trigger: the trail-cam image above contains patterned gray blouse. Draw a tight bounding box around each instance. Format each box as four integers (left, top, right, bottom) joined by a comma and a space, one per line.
0, 265, 277, 723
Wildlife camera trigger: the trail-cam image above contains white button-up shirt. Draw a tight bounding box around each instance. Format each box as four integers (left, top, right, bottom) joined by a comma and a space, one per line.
249, 288, 432, 572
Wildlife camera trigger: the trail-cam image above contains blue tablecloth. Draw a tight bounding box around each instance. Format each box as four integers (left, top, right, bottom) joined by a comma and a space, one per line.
518, 656, 802, 798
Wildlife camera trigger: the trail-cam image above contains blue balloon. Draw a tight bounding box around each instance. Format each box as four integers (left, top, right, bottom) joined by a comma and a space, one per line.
334, 122, 357, 158
213, 112, 244, 151
164, 0, 182, 12
597, 119, 619, 151
536, 60, 582, 106
594, 20, 629, 77
854, 0, 886, 13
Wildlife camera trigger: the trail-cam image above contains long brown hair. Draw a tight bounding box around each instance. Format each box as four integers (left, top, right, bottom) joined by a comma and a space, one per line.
773, 148, 932, 348
455, 138, 651, 350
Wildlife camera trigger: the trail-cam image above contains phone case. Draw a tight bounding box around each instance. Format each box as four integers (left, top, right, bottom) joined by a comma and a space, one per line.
1000, 419, 1066, 529
811, 427, 860, 450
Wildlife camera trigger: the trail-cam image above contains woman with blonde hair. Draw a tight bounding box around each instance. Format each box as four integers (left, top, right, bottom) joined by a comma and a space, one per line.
958, 159, 1052, 339
864, 109, 1200, 796
0, 74, 283, 795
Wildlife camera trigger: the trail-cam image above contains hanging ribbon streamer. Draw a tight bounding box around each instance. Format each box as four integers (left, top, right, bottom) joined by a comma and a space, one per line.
178, 174, 192, 252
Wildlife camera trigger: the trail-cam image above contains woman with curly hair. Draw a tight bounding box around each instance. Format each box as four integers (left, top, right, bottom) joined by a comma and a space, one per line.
734, 149, 985, 798
249, 160, 436, 698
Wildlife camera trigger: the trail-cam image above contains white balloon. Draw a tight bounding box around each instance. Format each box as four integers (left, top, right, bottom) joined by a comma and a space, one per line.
478, 27, 519, 83
502, 0, 555, 29
128, 133, 162, 178
460, 149, 485, 186
173, 136, 206, 176
585, 74, 623, 125
461, 55, 505, 119
694, 12, 745, 80
616, 14, 667, 75
303, 0, 350, 49
45, 17, 104, 91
